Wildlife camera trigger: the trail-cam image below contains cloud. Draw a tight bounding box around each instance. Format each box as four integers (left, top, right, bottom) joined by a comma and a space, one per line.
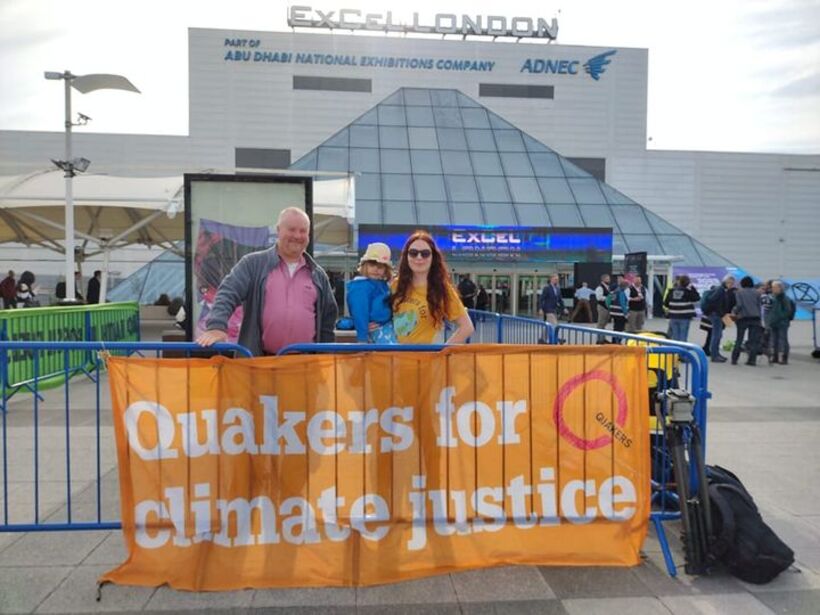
770, 71, 820, 97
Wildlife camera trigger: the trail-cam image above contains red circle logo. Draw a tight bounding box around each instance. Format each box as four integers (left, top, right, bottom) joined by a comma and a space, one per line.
552, 369, 628, 451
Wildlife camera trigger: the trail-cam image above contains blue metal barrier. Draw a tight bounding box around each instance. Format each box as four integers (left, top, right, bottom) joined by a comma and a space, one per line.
445, 309, 553, 344
0, 341, 251, 533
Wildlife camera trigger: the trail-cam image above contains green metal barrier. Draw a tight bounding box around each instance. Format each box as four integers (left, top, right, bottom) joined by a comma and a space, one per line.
0, 302, 139, 396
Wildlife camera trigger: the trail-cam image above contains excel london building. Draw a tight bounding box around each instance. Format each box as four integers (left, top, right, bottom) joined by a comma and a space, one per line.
1, 7, 817, 316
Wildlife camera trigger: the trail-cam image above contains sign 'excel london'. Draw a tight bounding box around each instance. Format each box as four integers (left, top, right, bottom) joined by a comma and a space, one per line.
288, 6, 559, 40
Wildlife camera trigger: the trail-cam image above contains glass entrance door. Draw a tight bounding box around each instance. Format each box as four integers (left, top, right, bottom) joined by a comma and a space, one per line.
474, 273, 512, 314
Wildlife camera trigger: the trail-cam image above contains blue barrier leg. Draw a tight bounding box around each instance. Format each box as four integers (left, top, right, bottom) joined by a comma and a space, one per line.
653, 514, 678, 577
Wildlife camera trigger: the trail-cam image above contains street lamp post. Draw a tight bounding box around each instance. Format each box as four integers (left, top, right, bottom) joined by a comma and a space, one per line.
44, 70, 139, 303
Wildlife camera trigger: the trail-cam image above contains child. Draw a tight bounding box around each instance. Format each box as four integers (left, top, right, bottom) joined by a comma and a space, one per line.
346, 242, 397, 344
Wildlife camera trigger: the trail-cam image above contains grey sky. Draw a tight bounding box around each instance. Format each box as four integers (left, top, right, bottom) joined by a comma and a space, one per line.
1, 0, 818, 154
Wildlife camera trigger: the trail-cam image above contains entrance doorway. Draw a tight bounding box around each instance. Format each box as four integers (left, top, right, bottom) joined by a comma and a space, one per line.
476, 274, 512, 314
517, 275, 550, 318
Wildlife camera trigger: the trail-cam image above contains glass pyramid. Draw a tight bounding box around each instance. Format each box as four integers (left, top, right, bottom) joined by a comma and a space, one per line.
108, 247, 185, 304
291, 87, 734, 267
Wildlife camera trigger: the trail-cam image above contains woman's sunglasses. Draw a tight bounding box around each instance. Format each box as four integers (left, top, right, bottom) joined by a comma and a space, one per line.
407, 249, 432, 259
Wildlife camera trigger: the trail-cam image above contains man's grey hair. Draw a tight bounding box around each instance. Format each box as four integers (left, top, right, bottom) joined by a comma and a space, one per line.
771, 280, 784, 290
723, 274, 736, 283
277, 207, 310, 226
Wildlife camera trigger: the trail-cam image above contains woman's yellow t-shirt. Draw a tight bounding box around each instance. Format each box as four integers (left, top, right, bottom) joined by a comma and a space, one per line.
391, 282, 466, 344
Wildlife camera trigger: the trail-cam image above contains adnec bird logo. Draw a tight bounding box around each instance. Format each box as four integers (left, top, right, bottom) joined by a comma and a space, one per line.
583, 50, 617, 81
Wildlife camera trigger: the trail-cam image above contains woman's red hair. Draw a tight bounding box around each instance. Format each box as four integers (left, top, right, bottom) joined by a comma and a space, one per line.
391, 231, 452, 326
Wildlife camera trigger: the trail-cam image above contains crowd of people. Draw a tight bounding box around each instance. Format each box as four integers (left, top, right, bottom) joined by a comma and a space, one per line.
0, 269, 105, 309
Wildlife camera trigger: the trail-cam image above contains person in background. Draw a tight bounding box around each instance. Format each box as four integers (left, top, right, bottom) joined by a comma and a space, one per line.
457, 273, 477, 310
476, 284, 489, 311
154, 293, 171, 306
663, 275, 700, 342
16, 271, 39, 308
55, 272, 84, 302
571, 282, 594, 323
86, 270, 102, 304
346, 242, 397, 344
704, 275, 736, 363
1, 271, 16, 309
539, 274, 565, 326
730, 276, 762, 365
595, 274, 612, 331
760, 280, 774, 362
391, 231, 474, 344
607, 276, 629, 339
765, 280, 795, 365
626, 275, 647, 333
196, 207, 338, 356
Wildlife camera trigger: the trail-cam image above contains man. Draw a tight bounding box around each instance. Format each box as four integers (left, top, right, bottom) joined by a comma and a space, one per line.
626, 275, 647, 333
594, 274, 612, 340
539, 274, 565, 326
55, 272, 84, 302
197, 207, 338, 356
730, 276, 761, 365
0, 271, 16, 309
457, 273, 477, 310
663, 275, 700, 342
704, 275, 736, 363
570, 282, 594, 323
608, 276, 630, 338
86, 270, 102, 304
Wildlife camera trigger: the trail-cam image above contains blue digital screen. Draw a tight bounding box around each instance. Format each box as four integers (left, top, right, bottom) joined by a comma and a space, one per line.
358, 225, 612, 263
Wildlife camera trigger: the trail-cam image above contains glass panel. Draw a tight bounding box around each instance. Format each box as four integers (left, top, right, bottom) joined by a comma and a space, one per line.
357, 173, 381, 199
452, 201, 484, 224
379, 126, 409, 148
645, 210, 684, 234
560, 158, 589, 177
317, 147, 348, 171
380, 149, 411, 173
488, 113, 515, 129
404, 89, 431, 106
413, 174, 447, 200
378, 105, 406, 126
461, 108, 490, 128
457, 92, 481, 108
381, 90, 404, 105
600, 182, 636, 204
408, 127, 439, 149
508, 177, 543, 203
613, 233, 627, 254
529, 152, 564, 177
356, 200, 382, 223
494, 130, 526, 151
350, 124, 379, 147
692, 239, 734, 266
411, 150, 442, 173
289, 150, 316, 171
445, 175, 479, 201
417, 201, 452, 224
406, 106, 435, 127
547, 204, 583, 226
483, 202, 517, 225
500, 152, 534, 176
383, 201, 417, 224
657, 235, 704, 265
382, 174, 414, 200
578, 204, 616, 228
323, 129, 348, 147
568, 178, 606, 204
523, 134, 552, 153
436, 128, 468, 150
476, 176, 510, 201
349, 148, 379, 172
623, 234, 662, 254
515, 203, 550, 226
431, 90, 458, 106
433, 106, 462, 127
613, 204, 652, 233
470, 152, 503, 175
537, 177, 575, 203
353, 108, 378, 125
440, 150, 473, 175
465, 129, 496, 151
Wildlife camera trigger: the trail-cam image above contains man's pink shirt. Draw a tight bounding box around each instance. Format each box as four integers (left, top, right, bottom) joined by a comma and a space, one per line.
261, 256, 317, 354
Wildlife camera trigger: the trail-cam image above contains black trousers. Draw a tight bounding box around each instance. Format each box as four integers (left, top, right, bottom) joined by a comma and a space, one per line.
732, 318, 762, 364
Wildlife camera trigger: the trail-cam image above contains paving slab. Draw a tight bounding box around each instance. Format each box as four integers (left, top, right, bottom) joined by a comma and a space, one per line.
0, 566, 72, 614
660, 592, 775, 614
562, 596, 671, 615
0, 530, 106, 567
538, 566, 652, 599
34, 565, 154, 613
450, 565, 555, 602
752, 589, 820, 615
143, 586, 253, 611
356, 574, 458, 606
251, 586, 356, 608
459, 599, 568, 614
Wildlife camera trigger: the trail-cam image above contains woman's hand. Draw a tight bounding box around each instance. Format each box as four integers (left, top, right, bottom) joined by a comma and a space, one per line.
445, 313, 475, 344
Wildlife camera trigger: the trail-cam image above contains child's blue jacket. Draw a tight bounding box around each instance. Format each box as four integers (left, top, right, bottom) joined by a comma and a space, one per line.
346, 277, 392, 342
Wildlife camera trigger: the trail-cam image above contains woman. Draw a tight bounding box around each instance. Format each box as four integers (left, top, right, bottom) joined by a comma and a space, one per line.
391, 231, 474, 344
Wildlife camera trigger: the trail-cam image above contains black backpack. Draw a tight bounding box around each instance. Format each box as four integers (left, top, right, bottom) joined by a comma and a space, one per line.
707, 465, 794, 584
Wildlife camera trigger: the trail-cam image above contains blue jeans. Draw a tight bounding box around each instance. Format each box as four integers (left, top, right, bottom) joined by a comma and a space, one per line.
709, 313, 724, 358
668, 319, 691, 342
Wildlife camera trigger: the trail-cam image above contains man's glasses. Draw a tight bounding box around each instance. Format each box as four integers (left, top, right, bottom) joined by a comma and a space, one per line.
407, 249, 432, 259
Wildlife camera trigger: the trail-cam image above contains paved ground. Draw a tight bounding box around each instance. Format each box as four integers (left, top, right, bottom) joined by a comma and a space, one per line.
1, 319, 819, 613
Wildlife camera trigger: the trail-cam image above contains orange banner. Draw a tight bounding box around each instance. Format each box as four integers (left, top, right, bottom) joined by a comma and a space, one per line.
102, 345, 649, 590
